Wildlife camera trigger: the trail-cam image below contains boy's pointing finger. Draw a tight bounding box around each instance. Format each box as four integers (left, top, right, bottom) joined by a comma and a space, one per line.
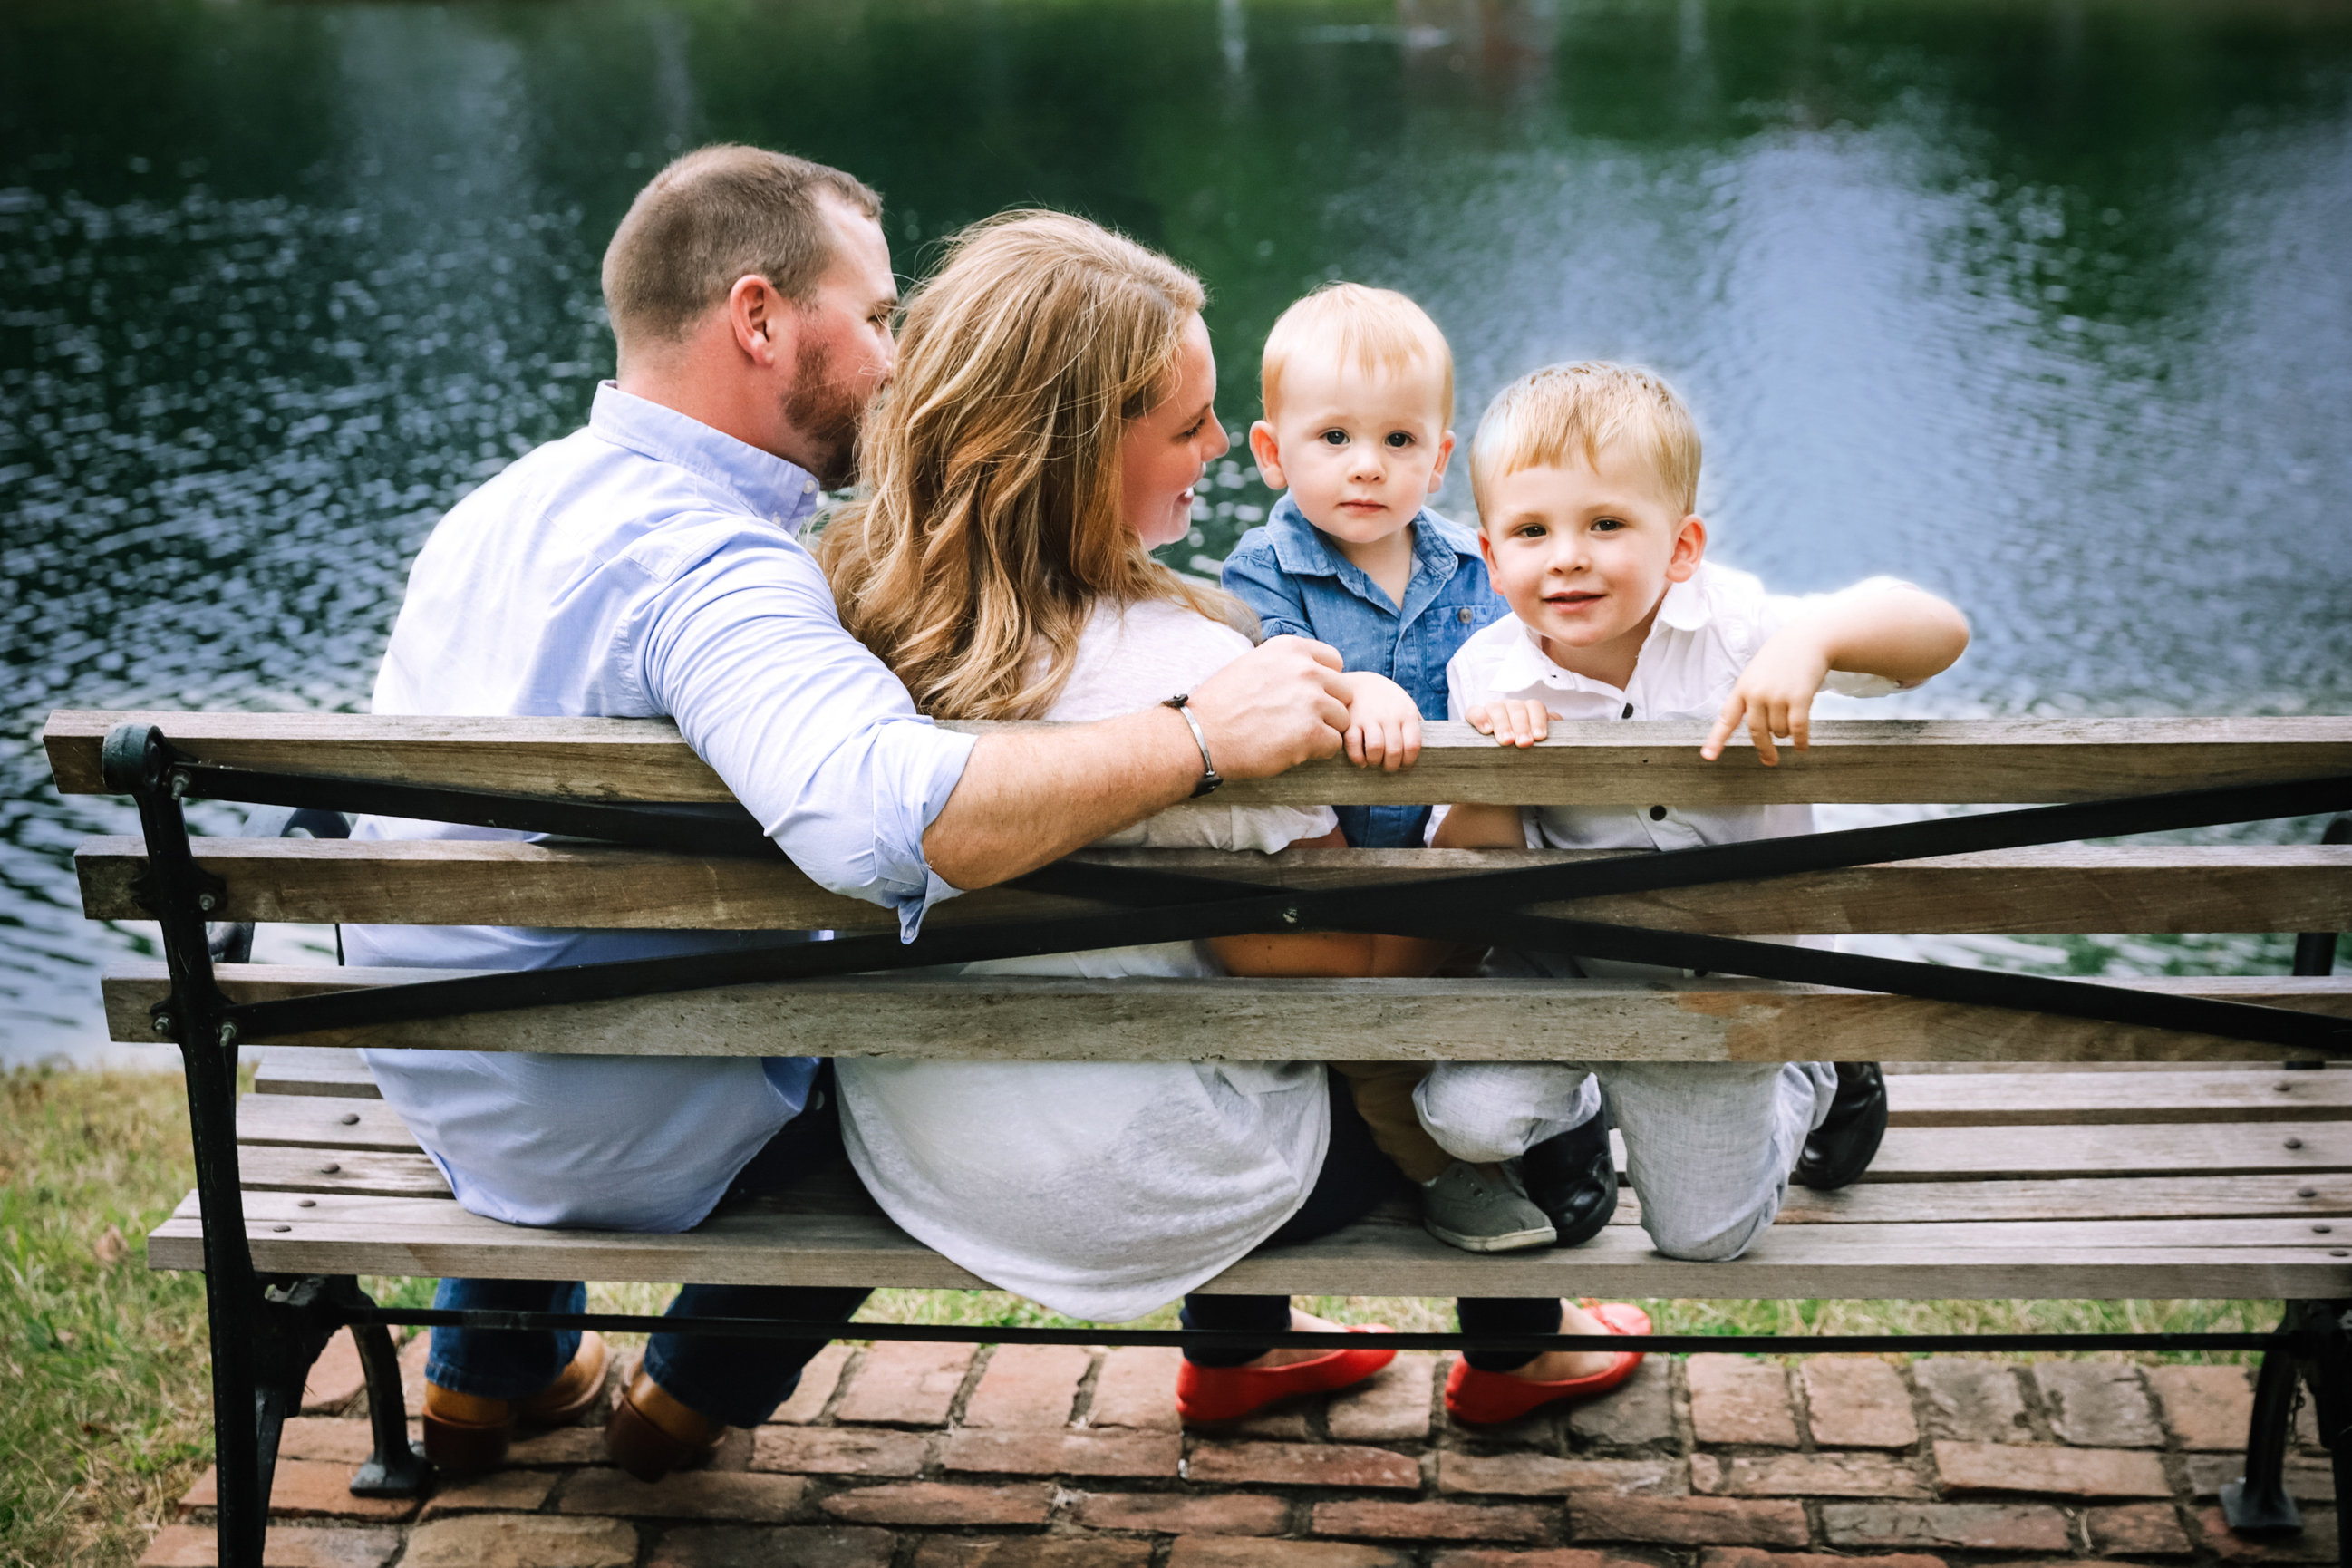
1700, 694, 1742, 760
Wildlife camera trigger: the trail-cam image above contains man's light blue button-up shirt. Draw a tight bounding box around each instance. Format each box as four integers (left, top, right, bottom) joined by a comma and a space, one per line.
346, 384, 976, 1234
1222, 496, 1508, 847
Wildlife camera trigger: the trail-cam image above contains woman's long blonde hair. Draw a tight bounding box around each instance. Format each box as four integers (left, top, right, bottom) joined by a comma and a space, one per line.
818, 210, 1253, 721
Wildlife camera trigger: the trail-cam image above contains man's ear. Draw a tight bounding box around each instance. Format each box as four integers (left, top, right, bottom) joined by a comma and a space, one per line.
726, 273, 795, 369
1427, 430, 1457, 493
1247, 421, 1288, 490
1666, 514, 1708, 583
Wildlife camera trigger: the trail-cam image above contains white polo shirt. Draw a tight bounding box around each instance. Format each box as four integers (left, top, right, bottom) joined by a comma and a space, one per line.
1440, 561, 1912, 852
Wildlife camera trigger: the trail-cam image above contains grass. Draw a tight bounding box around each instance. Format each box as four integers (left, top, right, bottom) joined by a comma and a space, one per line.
0, 1069, 213, 1568
0, 1064, 2292, 1567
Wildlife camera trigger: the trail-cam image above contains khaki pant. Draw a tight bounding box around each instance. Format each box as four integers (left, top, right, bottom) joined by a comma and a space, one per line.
1331, 1061, 1453, 1185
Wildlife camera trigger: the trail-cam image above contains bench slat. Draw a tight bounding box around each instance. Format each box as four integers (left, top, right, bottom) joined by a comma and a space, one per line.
227, 1151, 2352, 1225
47, 710, 2352, 807
1887, 1069, 2352, 1124
241, 1048, 2352, 1126
78, 837, 2352, 935
147, 1188, 2352, 1300
237, 1095, 417, 1152
252, 1046, 380, 1099
237, 1146, 451, 1198
113, 963, 2352, 1063
1780, 1175, 2352, 1223
231, 1093, 2352, 1182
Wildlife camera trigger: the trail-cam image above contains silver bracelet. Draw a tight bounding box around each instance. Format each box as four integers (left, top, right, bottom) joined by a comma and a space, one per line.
1162, 693, 1224, 798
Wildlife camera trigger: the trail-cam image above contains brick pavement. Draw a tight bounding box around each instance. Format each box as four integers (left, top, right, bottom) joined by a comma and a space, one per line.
153, 1334, 2340, 1566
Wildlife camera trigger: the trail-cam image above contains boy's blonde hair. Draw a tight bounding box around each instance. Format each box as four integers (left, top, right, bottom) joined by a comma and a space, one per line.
1470, 361, 1700, 520
1261, 283, 1454, 427
818, 210, 1253, 722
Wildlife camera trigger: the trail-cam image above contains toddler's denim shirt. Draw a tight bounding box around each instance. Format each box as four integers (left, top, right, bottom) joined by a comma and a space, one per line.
1222, 494, 1510, 847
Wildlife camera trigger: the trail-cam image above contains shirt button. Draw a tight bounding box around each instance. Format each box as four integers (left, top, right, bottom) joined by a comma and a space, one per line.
1649, 805, 1669, 821
1457, 605, 1473, 623
802, 478, 818, 495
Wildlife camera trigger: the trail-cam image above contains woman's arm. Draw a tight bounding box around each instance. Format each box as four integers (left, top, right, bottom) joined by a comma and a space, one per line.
1203, 829, 1456, 977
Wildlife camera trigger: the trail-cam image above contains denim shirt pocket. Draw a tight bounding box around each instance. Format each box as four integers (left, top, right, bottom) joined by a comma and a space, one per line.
1405, 572, 1511, 716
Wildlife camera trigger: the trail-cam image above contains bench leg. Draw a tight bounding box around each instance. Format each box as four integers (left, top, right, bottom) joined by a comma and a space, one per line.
2297, 1302, 2352, 1568
348, 1314, 432, 1496
2224, 1325, 2306, 1534
181, 1028, 271, 1568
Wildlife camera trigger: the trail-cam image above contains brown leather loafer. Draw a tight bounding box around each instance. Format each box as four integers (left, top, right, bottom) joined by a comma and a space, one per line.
421, 1331, 609, 1476
604, 1366, 723, 1482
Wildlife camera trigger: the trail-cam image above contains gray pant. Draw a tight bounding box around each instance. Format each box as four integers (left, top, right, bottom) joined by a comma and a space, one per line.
1413, 950, 1837, 1263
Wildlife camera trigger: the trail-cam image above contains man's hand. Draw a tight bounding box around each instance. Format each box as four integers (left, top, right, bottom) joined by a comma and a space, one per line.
1186, 634, 1352, 778
1701, 626, 1832, 765
1338, 671, 1424, 772
1466, 698, 1553, 749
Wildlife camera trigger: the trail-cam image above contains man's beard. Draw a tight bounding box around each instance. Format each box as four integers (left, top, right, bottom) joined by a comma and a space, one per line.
784, 336, 867, 491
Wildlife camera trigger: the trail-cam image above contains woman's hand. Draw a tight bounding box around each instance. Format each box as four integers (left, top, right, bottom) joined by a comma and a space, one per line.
1466, 699, 1553, 749
1701, 626, 1832, 765
1339, 672, 1424, 772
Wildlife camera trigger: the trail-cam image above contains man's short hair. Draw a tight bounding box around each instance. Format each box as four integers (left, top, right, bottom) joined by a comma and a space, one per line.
1471, 361, 1701, 521
601, 144, 882, 358
1260, 283, 1454, 428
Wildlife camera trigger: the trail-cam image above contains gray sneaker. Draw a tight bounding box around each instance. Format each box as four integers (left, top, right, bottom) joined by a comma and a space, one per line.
1420, 1161, 1558, 1253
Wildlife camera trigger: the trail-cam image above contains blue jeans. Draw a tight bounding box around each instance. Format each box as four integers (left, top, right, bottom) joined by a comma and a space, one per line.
425, 1069, 866, 1428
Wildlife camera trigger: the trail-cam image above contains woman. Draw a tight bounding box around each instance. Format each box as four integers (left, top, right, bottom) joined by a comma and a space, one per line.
818, 210, 1646, 1424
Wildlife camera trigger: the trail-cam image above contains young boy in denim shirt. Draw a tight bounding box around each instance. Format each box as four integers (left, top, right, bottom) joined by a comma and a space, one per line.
1221, 285, 1612, 1254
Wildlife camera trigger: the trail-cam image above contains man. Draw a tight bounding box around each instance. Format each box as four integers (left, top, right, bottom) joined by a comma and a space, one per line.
345, 146, 1354, 1479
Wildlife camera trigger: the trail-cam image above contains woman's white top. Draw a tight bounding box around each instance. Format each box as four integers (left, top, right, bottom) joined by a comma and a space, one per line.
836, 597, 1340, 1323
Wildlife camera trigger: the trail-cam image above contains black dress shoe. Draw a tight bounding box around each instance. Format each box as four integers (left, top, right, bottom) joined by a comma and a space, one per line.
1793, 1062, 1889, 1191
1521, 1106, 1619, 1247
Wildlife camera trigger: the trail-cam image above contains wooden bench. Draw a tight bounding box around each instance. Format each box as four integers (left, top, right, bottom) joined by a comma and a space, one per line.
44, 708, 2352, 1568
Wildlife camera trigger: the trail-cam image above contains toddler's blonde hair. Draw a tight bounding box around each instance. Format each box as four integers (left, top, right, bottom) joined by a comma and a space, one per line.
1470, 361, 1700, 521
1261, 283, 1454, 428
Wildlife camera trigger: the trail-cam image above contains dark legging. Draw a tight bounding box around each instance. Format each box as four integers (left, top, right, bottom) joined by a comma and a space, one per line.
1180, 1073, 1564, 1373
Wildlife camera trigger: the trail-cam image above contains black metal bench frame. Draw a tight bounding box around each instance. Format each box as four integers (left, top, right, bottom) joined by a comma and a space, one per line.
97, 719, 2352, 1568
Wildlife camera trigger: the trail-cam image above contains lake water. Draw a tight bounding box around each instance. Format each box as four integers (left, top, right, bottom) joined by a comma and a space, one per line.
4, 0, 2349, 1065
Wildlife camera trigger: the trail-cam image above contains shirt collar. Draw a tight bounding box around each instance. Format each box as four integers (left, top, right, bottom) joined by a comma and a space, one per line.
588, 382, 823, 533
1655, 569, 1712, 632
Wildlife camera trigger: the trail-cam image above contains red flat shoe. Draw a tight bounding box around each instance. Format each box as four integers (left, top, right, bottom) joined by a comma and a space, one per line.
1445, 1301, 1652, 1426
1176, 1325, 1397, 1424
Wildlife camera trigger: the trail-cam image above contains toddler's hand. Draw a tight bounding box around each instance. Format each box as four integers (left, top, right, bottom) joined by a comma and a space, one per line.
1702, 627, 1833, 765
1466, 699, 1553, 749
1340, 673, 1423, 772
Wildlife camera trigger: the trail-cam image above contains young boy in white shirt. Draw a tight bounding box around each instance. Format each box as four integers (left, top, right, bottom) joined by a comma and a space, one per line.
1416, 361, 1969, 1419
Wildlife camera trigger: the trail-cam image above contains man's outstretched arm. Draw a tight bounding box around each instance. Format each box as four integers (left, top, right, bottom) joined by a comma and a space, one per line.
922, 634, 1354, 890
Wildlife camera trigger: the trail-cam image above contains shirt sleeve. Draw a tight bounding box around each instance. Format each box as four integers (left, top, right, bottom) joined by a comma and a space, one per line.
1219, 535, 1315, 645
1070, 599, 1337, 853
636, 528, 977, 939
1752, 575, 1919, 699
